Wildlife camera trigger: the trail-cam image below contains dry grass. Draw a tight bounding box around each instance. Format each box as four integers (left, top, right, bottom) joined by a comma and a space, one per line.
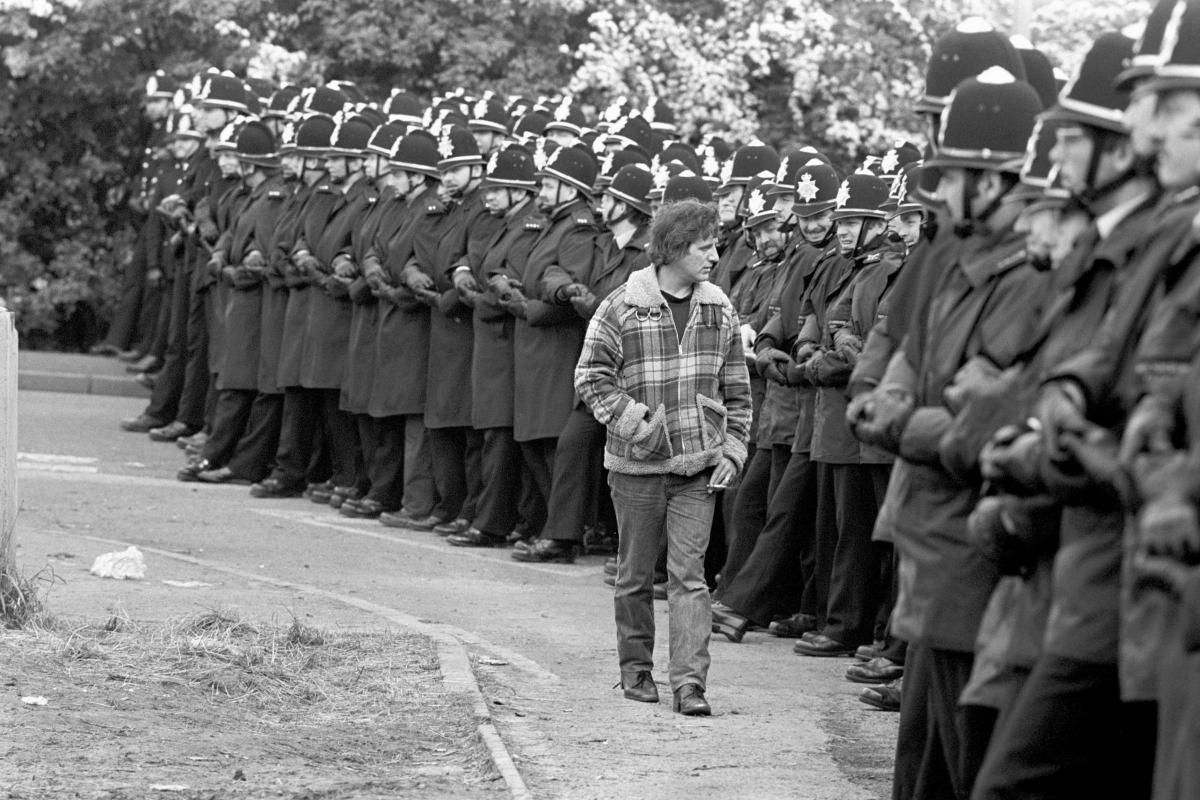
3, 608, 503, 798
0, 564, 59, 629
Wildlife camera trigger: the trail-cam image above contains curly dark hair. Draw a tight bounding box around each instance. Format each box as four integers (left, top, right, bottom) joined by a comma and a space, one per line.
648, 198, 719, 266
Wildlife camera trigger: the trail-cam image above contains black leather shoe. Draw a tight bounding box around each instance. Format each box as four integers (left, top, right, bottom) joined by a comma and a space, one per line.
620, 671, 659, 703
116, 349, 144, 363
328, 487, 361, 510
397, 513, 445, 531
793, 633, 856, 657
447, 528, 506, 548
378, 509, 429, 528
341, 498, 385, 518
603, 556, 618, 576
134, 372, 156, 390
126, 354, 161, 374
176, 459, 210, 482
250, 478, 304, 499
859, 678, 902, 711
197, 466, 249, 485
149, 421, 196, 442
845, 657, 904, 685
711, 605, 751, 643
768, 612, 819, 638
120, 414, 165, 433
177, 431, 208, 450
512, 539, 578, 563
672, 684, 711, 716
89, 343, 121, 357
433, 518, 470, 537
854, 639, 886, 661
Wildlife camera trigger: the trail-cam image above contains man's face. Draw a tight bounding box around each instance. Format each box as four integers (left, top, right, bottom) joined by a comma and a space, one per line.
483, 186, 518, 216
752, 219, 786, 258
472, 130, 499, 156
196, 106, 230, 134
326, 156, 350, 183
440, 164, 473, 194
1154, 90, 1200, 191
717, 184, 744, 226
1125, 88, 1160, 158
796, 209, 834, 244
381, 169, 410, 194
538, 176, 571, 210
365, 155, 389, 181
673, 236, 720, 284
546, 130, 578, 148
145, 98, 170, 121
216, 151, 240, 177
1051, 125, 1096, 193
281, 154, 302, 180
303, 157, 324, 175
888, 211, 924, 248
169, 137, 199, 160
772, 192, 795, 226
837, 217, 869, 256
936, 167, 971, 223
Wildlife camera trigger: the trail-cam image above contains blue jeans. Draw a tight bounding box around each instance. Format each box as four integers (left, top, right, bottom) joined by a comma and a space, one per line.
609, 470, 715, 691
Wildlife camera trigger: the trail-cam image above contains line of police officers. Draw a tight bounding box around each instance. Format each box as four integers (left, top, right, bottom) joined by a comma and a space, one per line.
100, 3, 1200, 795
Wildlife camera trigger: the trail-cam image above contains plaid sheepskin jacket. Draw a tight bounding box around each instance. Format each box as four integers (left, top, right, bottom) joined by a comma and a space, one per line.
574, 265, 752, 477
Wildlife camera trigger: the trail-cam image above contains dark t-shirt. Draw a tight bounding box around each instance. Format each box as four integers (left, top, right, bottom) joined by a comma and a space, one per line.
661, 289, 692, 343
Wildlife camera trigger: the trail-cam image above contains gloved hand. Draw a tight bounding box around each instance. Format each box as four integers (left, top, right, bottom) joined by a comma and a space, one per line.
498, 286, 529, 319
206, 253, 226, 280
792, 341, 818, 364
231, 266, 264, 289
968, 496, 1036, 577
852, 385, 914, 452
1119, 393, 1176, 466
1139, 495, 1200, 562
197, 216, 219, 243
943, 356, 1003, 415
1035, 381, 1088, 460
754, 347, 792, 384
845, 389, 872, 429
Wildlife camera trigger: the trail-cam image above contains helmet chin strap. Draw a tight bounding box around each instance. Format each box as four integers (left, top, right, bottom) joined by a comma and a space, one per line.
954, 171, 1007, 238
1072, 129, 1143, 214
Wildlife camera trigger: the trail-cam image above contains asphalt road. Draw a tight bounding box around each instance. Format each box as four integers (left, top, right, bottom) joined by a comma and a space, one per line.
12, 390, 898, 799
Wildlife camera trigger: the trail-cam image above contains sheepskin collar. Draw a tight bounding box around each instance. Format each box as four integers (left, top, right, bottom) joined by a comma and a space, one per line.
623, 265, 726, 309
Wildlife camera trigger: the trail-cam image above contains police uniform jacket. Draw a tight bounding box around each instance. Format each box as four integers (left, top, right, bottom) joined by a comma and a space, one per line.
513, 198, 597, 442
471, 199, 544, 429
367, 186, 433, 418
885, 223, 1049, 652
338, 182, 391, 414
258, 177, 307, 395
276, 175, 337, 388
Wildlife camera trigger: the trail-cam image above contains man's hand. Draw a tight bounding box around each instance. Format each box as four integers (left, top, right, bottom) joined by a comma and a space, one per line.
205, 254, 225, 280
707, 457, 739, 493
243, 250, 266, 270
556, 282, 588, 302
402, 265, 436, 293
754, 347, 793, 384
981, 426, 1044, 493
146, 268, 164, 289
1139, 495, 1200, 562
852, 386, 914, 452
569, 291, 597, 317
1119, 393, 1176, 466
293, 252, 321, 277
1036, 381, 1088, 459
452, 268, 480, 295
332, 255, 358, 279
323, 275, 352, 298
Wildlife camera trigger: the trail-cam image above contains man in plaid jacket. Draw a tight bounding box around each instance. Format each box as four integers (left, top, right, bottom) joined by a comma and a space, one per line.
575, 198, 752, 717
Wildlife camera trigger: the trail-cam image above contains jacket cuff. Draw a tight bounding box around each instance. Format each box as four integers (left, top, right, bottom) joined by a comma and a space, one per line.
613, 401, 648, 440
722, 436, 748, 474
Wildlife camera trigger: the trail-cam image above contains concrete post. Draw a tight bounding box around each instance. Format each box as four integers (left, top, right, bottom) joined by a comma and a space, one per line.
0, 311, 17, 585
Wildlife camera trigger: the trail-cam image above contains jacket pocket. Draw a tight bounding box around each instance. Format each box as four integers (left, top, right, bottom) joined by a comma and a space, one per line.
696, 393, 727, 451
627, 403, 673, 461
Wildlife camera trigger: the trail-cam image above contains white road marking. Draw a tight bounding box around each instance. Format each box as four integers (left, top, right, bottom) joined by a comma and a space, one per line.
18, 452, 99, 464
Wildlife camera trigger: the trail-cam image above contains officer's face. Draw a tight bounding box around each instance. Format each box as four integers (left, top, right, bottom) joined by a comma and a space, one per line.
326, 156, 350, 183
1125, 87, 1160, 157
538, 176, 573, 210
440, 165, 473, 193
196, 106, 230, 134
1050, 125, 1095, 193
365, 155, 389, 180
216, 151, 240, 177
145, 98, 170, 121
718, 185, 744, 225
671, 236, 720, 284
752, 219, 786, 258
888, 211, 923, 248
936, 168, 970, 222
1153, 90, 1200, 191
1017, 205, 1060, 263
169, 137, 200, 160
772, 192, 795, 225
483, 186, 514, 216
836, 217, 866, 255
472, 131, 499, 156
796, 209, 834, 244
546, 130, 579, 148
303, 157, 324, 175
281, 154, 303, 180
